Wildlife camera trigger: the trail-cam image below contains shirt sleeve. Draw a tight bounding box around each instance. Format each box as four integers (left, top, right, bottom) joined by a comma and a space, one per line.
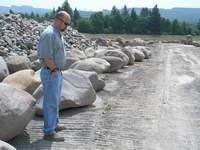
38, 33, 55, 59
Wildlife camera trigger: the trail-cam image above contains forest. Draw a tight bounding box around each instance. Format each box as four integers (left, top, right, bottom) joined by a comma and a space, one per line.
9, 0, 200, 36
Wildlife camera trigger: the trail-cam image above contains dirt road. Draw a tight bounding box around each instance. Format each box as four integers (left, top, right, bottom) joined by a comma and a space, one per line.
8, 43, 200, 150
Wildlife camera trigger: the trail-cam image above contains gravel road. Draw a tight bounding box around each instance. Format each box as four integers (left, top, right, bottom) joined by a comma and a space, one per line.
8, 43, 200, 150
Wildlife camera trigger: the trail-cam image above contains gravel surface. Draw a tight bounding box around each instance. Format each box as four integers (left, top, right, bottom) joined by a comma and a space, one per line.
8, 43, 200, 150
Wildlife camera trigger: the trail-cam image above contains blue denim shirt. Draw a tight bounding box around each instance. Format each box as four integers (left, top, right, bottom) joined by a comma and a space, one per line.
37, 24, 66, 69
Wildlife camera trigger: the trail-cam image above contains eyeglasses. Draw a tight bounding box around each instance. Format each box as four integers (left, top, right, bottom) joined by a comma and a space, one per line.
57, 17, 70, 26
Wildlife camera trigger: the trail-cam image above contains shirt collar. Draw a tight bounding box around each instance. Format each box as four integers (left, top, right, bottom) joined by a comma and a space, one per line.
52, 24, 62, 37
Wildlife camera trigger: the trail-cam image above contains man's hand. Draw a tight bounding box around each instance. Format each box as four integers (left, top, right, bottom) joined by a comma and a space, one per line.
51, 70, 59, 76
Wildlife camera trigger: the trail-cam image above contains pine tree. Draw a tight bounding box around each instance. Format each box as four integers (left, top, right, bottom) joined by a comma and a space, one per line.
111, 5, 119, 16
73, 8, 81, 27
140, 8, 149, 17
150, 4, 161, 35
9, 9, 14, 14
121, 5, 129, 15
165, 19, 172, 33
131, 8, 137, 22
61, 0, 73, 17
30, 11, 35, 19
90, 12, 104, 33
45, 13, 49, 18
171, 19, 179, 35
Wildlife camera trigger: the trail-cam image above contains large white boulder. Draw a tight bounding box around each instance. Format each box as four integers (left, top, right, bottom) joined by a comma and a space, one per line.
134, 46, 151, 59
67, 48, 87, 60
0, 57, 9, 82
0, 83, 36, 141
101, 56, 124, 72
33, 69, 98, 116
131, 38, 147, 46
2, 69, 41, 95
94, 48, 108, 58
84, 47, 96, 58
0, 140, 16, 150
121, 47, 135, 65
129, 48, 145, 61
104, 50, 129, 66
82, 70, 106, 91
5, 56, 30, 74
63, 58, 77, 70
69, 58, 110, 74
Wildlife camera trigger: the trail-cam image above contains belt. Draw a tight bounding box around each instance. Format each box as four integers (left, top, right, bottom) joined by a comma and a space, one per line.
43, 67, 62, 71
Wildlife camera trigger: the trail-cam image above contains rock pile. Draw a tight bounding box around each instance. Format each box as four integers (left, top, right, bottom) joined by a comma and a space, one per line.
0, 13, 94, 57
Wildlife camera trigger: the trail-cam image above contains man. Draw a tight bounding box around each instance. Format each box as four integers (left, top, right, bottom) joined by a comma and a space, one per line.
37, 11, 71, 142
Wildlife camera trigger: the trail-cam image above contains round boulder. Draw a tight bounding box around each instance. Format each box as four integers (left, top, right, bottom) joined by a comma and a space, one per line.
105, 50, 129, 66
121, 47, 135, 65
67, 49, 87, 60
101, 56, 124, 72
0, 140, 16, 150
2, 69, 41, 95
130, 48, 145, 61
0, 83, 36, 141
69, 58, 110, 74
5, 56, 30, 74
33, 69, 97, 116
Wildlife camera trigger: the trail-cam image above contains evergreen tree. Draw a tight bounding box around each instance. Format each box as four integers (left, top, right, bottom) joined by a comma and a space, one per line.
61, 0, 73, 17
131, 8, 137, 22
9, 9, 14, 14
135, 16, 150, 34
182, 21, 187, 35
148, 10, 152, 16
73, 8, 81, 27
161, 18, 166, 34
150, 4, 161, 35
177, 23, 183, 35
121, 5, 129, 15
57, 6, 63, 12
104, 15, 110, 29
171, 19, 179, 35
90, 12, 104, 33
109, 11, 125, 34
140, 8, 149, 17
76, 18, 91, 33
45, 12, 49, 18
124, 15, 134, 34
165, 19, 172, 34
30, 11, 35, 19
111, 5, 119, 16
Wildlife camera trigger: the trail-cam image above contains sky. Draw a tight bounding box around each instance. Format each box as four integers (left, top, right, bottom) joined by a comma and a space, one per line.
0, 0, 200, 11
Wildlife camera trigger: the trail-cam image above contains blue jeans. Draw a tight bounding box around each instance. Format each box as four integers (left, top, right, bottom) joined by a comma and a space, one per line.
40, 68, 63, 135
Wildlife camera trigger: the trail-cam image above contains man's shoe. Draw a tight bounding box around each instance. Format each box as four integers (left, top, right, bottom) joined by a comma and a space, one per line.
43, 133, 65, 142
54, 125, 66, 132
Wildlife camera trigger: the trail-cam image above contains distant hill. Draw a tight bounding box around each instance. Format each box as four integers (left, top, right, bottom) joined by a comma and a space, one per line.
0, 5, 199, 25
159, 8, 200, 25
0, 5, 52, 16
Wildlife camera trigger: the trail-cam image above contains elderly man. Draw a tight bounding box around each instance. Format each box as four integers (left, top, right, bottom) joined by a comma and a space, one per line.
37, 11, 71, 142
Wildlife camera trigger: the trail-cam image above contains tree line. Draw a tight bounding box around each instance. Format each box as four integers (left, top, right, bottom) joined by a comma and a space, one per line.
9, 0, 200, 35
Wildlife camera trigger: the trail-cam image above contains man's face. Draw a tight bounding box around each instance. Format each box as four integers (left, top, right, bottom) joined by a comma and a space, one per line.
57, 17, 70, 32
